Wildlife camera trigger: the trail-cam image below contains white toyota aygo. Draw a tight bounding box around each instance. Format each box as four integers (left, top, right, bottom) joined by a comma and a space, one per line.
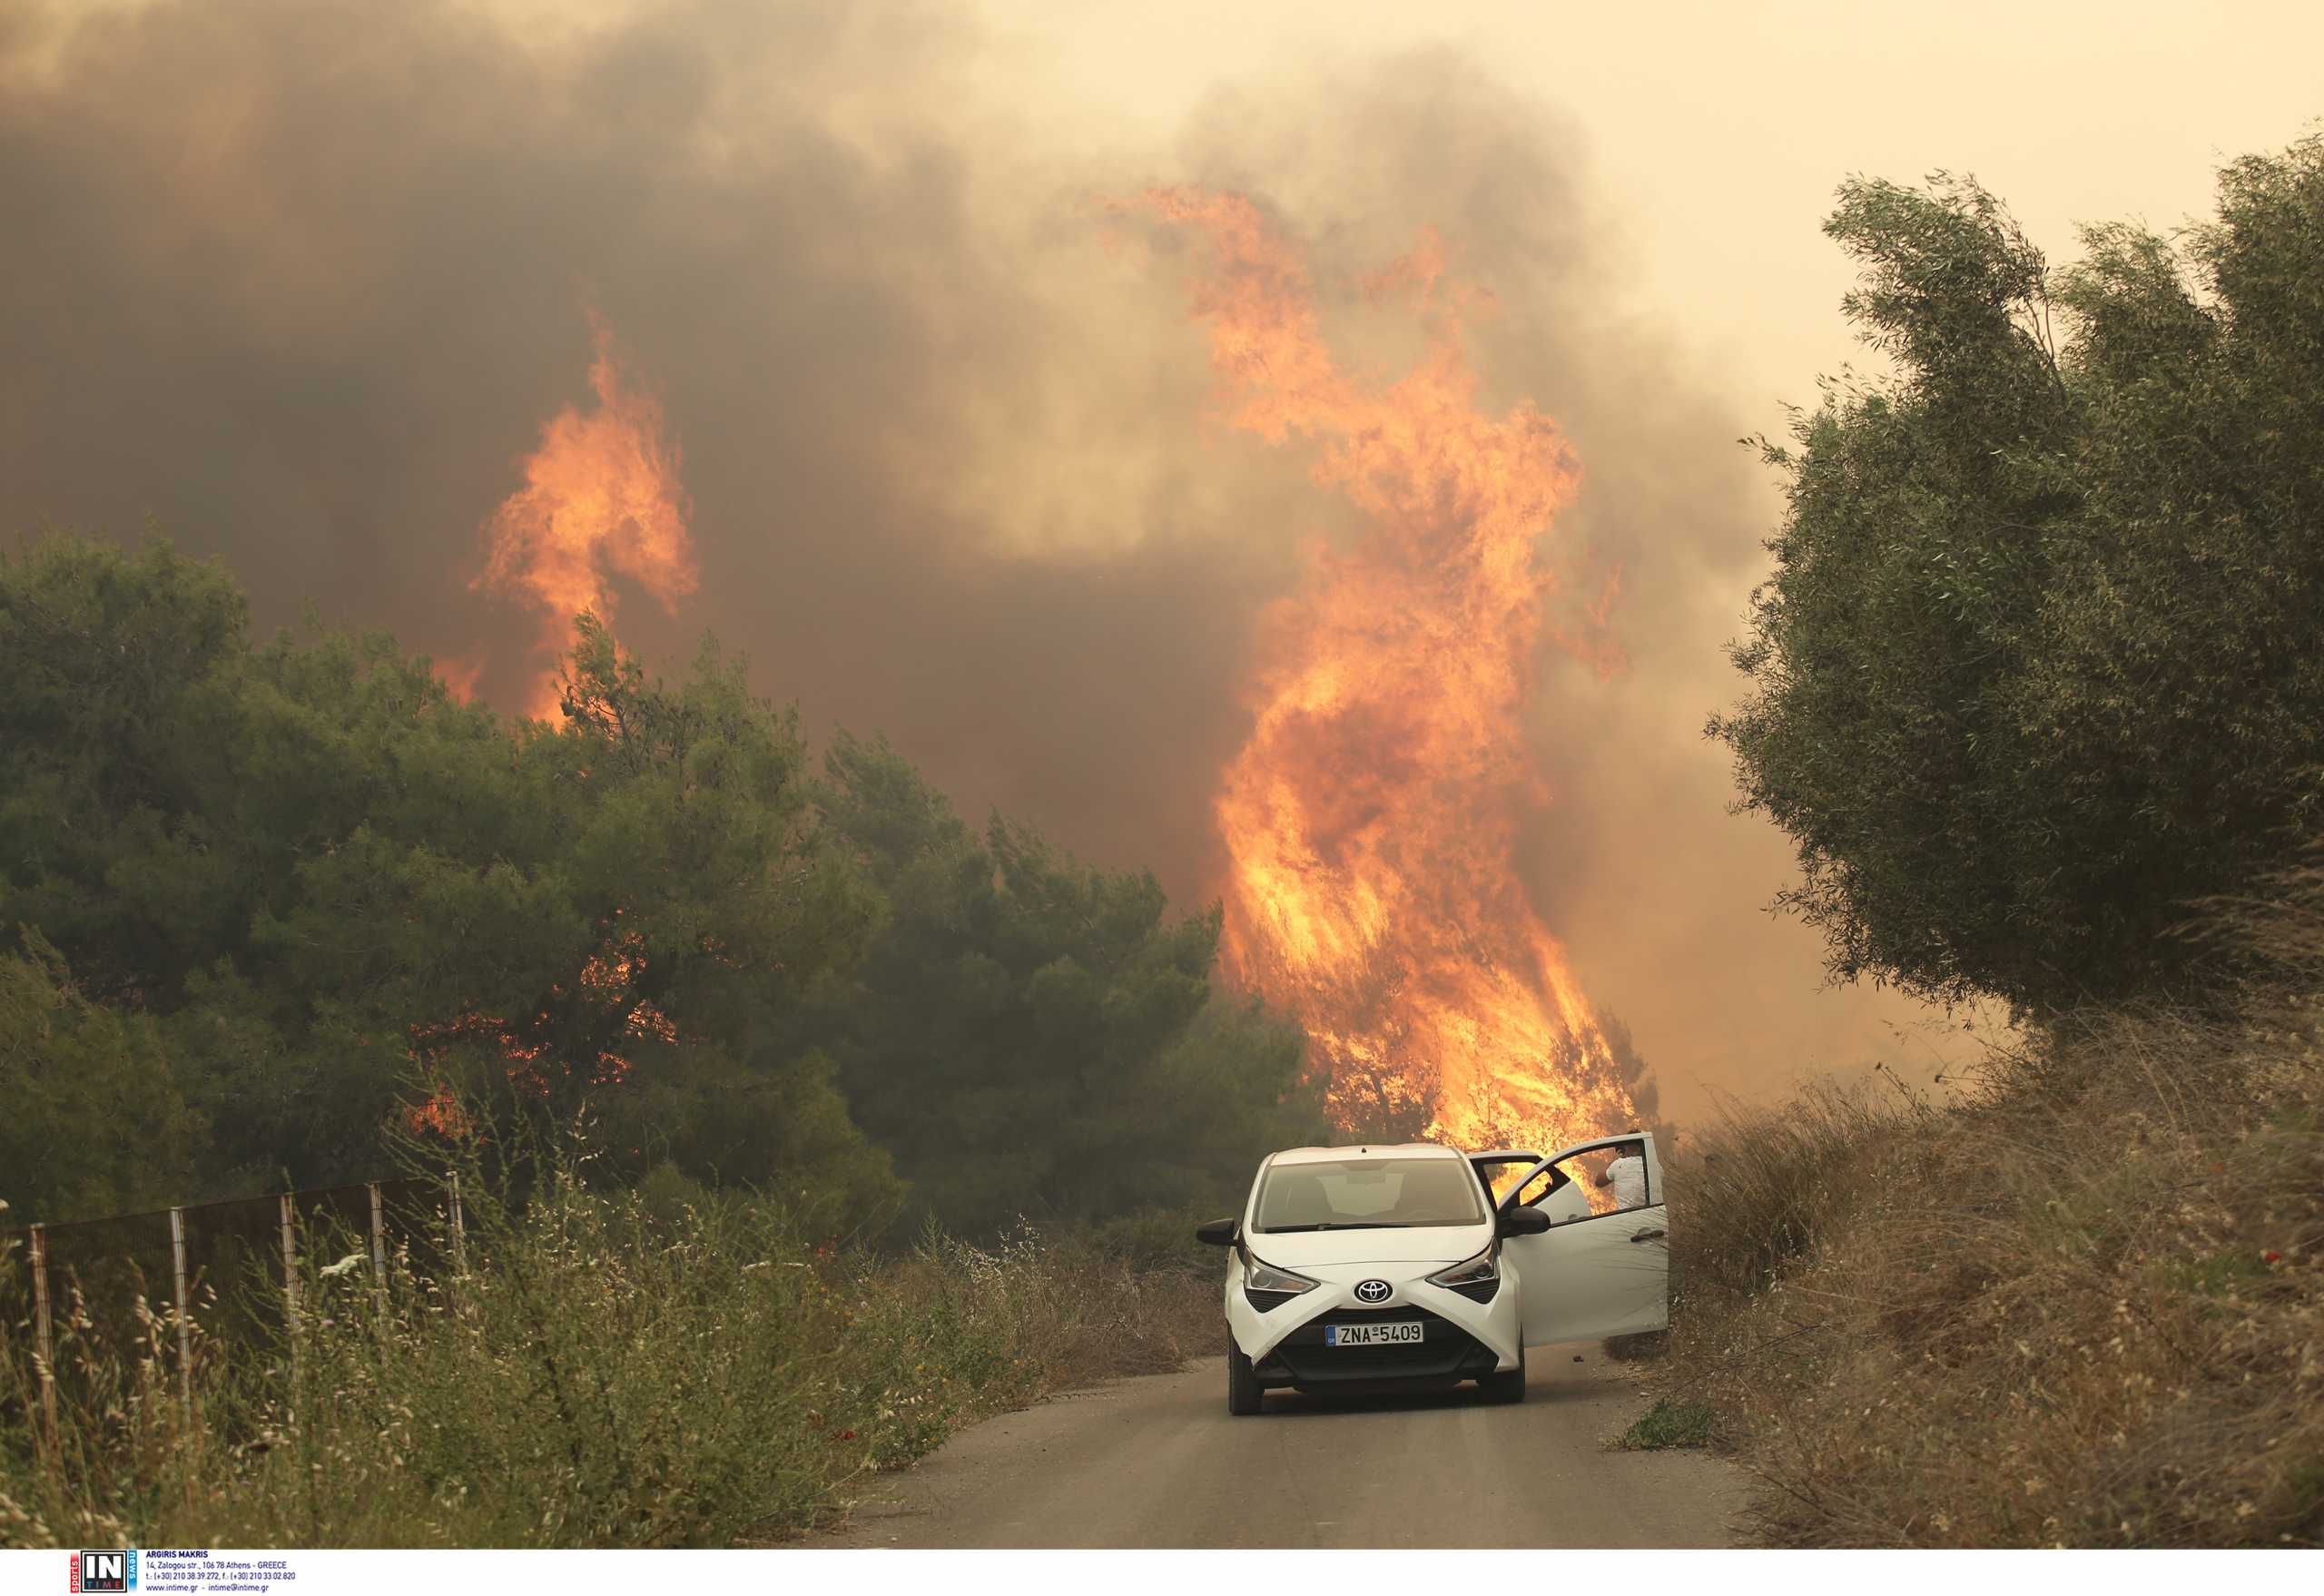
1195, 1136, 1669, 1414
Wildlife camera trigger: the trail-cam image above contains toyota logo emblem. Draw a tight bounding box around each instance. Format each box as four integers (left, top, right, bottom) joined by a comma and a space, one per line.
1354, 1278, 1392, 1305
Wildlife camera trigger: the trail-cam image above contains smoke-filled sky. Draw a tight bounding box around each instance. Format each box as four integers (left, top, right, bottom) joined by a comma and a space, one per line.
7, 0, 2319, 1125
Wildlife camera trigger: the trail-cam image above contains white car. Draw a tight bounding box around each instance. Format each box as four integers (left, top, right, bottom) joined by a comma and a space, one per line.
1195, 1135, 1669, 1414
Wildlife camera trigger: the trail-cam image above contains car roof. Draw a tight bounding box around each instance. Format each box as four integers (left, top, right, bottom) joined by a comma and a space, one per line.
1265, 1142, 1462, 1167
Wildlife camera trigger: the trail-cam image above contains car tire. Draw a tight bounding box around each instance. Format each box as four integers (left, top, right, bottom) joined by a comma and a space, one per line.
1479, 1342, 1527, 1404
1226, 1332, 1265, 1416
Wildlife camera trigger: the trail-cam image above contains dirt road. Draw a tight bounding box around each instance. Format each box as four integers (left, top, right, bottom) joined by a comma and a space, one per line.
812, 1355, 1743, 1549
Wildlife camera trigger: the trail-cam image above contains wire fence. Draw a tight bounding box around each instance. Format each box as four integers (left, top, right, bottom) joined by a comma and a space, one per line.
2, 1174, 467, 1448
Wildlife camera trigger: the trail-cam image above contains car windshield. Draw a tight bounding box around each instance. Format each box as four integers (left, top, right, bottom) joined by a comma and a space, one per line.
1253, 1158, 1486, 1233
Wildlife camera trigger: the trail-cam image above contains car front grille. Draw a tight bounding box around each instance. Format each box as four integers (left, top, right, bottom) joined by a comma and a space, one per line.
1261, 1305, 1499, 1386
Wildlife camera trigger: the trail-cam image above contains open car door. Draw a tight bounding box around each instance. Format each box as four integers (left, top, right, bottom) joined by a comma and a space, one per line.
1497, 1133, 1668, 1346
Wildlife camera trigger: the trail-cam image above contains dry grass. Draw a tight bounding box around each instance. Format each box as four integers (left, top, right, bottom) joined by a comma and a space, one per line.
0, 1178, 1216, 1549
1649, 870, 2324, 1546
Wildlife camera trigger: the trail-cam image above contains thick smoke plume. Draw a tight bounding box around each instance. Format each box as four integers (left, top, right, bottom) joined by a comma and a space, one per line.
1, 0, 1928, 1122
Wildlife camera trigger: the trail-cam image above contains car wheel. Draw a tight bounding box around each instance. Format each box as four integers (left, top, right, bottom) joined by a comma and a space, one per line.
1479, 1341, 1527, 1404
1226, 1331, 1265, 1415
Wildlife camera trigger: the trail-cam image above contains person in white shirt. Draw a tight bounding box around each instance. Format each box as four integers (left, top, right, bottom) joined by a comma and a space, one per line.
1595, 1142, 1649, 1211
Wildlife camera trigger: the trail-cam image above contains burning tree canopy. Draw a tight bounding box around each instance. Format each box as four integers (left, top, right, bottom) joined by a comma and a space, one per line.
472, 318, 697, 719
1134, 189, 1653, 1153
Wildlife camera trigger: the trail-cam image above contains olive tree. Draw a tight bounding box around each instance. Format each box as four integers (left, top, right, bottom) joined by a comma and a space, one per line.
1712, 135, 2324, 1012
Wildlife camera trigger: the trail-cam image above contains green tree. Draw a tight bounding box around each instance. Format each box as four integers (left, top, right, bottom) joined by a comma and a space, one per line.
3, 531, 1315, 1235
1, 536, 896, 1222
803, 732, 1323, 1236
1712, 135, 2324, 1013
0, 930, 207, 1221
0, 537, 252, 1008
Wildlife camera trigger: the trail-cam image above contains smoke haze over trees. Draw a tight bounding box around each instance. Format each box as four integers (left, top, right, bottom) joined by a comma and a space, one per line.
0, 0, 1953, 1125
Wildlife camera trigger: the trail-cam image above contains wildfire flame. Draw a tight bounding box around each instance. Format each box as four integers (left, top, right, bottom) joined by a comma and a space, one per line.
1136, 189, 1644, 1155
434, 653, 486, 704
473, 315, 696, 716
403, 919, 676, 1139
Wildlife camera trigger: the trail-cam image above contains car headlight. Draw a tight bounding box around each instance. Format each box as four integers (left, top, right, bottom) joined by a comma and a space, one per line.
1242, 1255, 1319, 1306
1424, 1247, 1501, 1302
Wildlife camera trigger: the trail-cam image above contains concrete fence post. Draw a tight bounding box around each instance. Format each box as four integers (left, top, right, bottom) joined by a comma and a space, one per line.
28, 1222, 57, 1454
168, 1207, 193, 1425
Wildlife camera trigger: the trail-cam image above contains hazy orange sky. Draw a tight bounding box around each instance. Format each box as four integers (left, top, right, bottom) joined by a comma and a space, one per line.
983, 0, 2324, 413
8, 0, 2318, 1127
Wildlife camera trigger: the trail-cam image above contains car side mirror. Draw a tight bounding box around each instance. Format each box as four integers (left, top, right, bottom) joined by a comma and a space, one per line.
1497, 1207, 1551, 1236
1194, 1217, 1240, 1246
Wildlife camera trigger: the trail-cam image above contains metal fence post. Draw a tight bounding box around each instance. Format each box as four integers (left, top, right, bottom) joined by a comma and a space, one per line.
28, 1223, 57, 1455
168, 1206, 193, 1425
368, 1181, 389, 1325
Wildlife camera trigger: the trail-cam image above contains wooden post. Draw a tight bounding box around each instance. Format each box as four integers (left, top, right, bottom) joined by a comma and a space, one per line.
168, 1207, 193, 1424
28, 1223, 57, 1455
279, 1194, 300, 1325
368, 1182, 388, 1325
447, 1170, 466, 1276
278, 1193, 300, 1407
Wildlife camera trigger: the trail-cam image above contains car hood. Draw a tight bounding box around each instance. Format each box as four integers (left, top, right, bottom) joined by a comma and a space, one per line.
1243, 1223, 1492, 1269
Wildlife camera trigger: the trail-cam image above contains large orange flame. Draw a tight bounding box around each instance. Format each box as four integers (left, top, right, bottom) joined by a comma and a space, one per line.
473, 316, 696, 716
1137, 189, 1642, 1154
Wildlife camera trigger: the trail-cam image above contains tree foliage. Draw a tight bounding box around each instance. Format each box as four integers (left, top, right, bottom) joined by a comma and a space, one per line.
0, 929, 207, 1220
1, 534, 1312, 1231
1712, 135, 2324, 1012
799, 732, 1324, 1237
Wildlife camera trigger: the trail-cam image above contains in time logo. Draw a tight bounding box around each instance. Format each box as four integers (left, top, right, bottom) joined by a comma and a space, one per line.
70, 1551, 136, 1593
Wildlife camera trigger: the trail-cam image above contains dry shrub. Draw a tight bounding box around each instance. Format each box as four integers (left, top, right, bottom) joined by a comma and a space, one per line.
859, 1224, 1216, 1404
0, 1181, 1216, 1548
1652, 868, 2324, 1547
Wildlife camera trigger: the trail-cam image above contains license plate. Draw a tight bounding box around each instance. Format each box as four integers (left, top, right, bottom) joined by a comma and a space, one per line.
1324, 1321, 1423, 1347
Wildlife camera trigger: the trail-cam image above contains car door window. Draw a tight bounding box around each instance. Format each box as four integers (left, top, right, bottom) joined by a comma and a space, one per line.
1509, 1137, 1654, 1225
1468, 1152, 1542, 1202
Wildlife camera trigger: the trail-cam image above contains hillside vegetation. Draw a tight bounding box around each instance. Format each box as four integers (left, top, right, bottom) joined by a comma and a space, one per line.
0, 534, 1292, 1544
1679, 131, 2324, 1546
0, 537, 1324, 1235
